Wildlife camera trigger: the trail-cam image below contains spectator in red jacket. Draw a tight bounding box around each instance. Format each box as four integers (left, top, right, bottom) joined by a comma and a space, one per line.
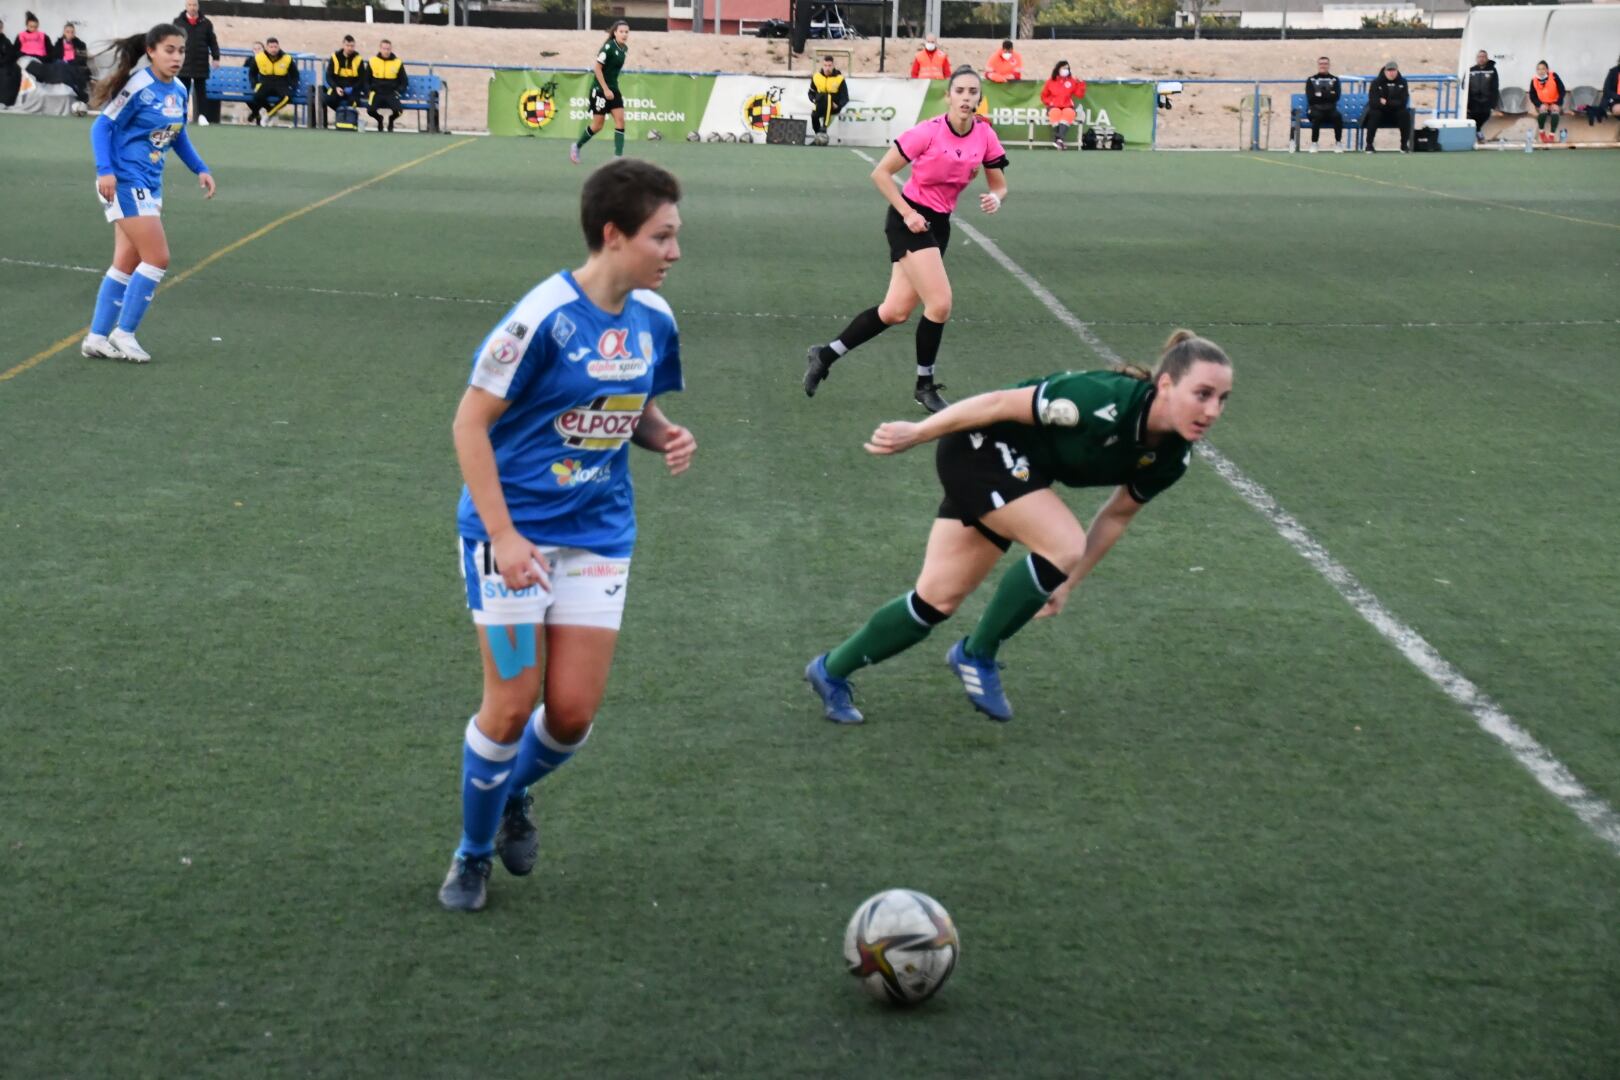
1041, 60, 1086, 150
985, 39, 1022, 83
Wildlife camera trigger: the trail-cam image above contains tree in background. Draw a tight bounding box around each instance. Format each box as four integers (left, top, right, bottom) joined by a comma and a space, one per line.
1035, 0, 1176, 31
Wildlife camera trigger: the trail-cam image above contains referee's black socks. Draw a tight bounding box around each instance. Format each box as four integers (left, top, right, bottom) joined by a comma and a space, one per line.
821, 306, 889, 365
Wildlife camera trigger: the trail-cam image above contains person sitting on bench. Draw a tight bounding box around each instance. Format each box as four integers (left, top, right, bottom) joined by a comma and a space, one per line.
1365, 59, 1412, 153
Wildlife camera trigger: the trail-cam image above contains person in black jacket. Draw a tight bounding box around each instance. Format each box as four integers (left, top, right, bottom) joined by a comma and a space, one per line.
1465, 50, 1498, 141
1588, 55, 1620, 125
324, 34, 367, 127
0, 18, 20, 109
1302, 56, 1343, 152
366, 39, 407, 132
52, 22, 90, 101
1364, 59, 1412, 153
808, 54, 850, 137
176, 0, 221, 123
247, 36, 299, 126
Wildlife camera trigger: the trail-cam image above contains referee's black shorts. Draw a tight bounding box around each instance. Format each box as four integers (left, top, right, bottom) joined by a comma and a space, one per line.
934, 430, 1052, 551
885, 196, 951, 263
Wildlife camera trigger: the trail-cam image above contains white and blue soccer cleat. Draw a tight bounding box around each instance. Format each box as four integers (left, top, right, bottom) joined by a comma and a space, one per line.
945, 638, 1013, 722
805, 653, 863, 725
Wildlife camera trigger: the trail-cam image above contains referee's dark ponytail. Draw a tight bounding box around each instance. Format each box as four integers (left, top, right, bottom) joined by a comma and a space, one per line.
91, 22, 184, 109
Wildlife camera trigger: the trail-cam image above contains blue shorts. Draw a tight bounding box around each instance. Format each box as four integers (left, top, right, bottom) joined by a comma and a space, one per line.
98, 180, 163, 223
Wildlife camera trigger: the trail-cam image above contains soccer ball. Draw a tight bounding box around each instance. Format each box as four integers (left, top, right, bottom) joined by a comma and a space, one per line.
843, 889, 959, 1005
722, 132, 737, 143
812, 132, 830, 147
705, 131, 724, 142
738, 131, 754, 143
685, 131, 702, 142
646, 129, 663, 141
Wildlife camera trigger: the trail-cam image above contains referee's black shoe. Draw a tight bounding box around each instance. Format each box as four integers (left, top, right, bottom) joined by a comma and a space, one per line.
804, 345, 833, 398
914, 381, 949, 413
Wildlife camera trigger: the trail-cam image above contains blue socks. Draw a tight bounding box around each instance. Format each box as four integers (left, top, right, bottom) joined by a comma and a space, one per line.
509, 706, 590, 794
456, 716, 520, 859
116, 262, 165, 334
91, 268, 131, 336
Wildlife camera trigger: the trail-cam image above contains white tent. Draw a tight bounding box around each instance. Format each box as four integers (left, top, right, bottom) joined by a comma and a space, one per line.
1459, 3, 1620, 92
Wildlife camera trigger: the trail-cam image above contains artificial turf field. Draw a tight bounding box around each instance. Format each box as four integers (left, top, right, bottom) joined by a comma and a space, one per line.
2, 115, 1618, 1077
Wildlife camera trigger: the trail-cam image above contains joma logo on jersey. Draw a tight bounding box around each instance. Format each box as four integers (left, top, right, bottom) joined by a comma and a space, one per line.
597, 329, 633, 360
555, 394, 647, 449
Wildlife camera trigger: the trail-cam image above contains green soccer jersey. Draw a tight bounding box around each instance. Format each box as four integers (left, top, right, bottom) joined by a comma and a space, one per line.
595, 39, 627, 94
985, 369, 1192, 503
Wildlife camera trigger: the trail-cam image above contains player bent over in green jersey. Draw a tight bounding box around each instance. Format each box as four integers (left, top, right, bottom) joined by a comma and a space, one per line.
805, 330, 1233, 724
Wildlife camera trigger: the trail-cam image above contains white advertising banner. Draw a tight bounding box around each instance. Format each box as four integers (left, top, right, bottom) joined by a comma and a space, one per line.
694, 74, 929, 147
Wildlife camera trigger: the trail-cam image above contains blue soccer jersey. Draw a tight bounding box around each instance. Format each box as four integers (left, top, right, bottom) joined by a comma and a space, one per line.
91, 67, 207, 191
456, 270, 684, 558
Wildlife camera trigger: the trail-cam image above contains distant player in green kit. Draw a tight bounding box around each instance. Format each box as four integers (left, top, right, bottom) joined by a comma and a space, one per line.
571, 20, 630, 163
805, 330, 1234, 724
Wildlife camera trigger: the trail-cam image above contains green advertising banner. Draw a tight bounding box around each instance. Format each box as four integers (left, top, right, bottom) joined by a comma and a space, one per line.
919, 80, 1157, 148
489, 70, 715, 140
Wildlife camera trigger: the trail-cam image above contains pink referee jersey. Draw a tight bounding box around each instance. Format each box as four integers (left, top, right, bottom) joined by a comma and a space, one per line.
895, 115, 1008, 216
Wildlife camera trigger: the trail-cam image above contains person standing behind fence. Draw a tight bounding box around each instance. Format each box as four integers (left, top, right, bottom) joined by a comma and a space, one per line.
1529, 61, 1566, 144
1040, 61, 1084, 151
985, 40, 1022, 83
910, 34, 950, 80
1303, 56, 1343, 152
1465, 50, 1497, 142
175, 0, 220, 124
809, 53, 849, 137
571, 20, 629, 162
1364, 60, 1411, 153
247, 37, 298, 126
367, 39, 407, 132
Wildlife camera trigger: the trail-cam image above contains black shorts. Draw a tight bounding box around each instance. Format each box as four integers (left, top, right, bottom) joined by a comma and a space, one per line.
934, 430, 1053, 551
885, 197, 951, 263
589, 84, 620, 116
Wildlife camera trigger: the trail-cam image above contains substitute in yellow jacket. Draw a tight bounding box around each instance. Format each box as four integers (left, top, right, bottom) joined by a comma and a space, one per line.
247, 36, 298, 125
324, 34, 366, 128
367, 39, 407, 132
808, 54, 849, 136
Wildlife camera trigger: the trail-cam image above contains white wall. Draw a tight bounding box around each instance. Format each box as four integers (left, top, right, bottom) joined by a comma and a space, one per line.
2, 0, 199, 47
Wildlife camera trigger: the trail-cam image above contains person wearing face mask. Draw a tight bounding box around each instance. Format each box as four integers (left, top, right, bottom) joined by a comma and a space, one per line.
985, 39, 1022, 83
1041, 60, 1085, 150
910, 34, 950, 80
803, 331, 1235, 726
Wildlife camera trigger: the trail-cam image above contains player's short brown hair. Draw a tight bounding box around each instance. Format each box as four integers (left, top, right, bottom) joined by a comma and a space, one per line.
581, 158, 681, 251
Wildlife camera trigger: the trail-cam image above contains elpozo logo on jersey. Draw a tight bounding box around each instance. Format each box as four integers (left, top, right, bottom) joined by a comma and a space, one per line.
555, 393, 646, 450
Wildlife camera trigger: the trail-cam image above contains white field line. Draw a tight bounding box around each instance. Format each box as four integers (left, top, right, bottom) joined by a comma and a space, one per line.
15, 257, 1615, 333
850, 145, 1620, 854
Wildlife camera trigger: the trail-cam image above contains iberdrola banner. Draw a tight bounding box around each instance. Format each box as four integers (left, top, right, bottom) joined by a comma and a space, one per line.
488, 70, 714, 139
919, 79, 1157, 149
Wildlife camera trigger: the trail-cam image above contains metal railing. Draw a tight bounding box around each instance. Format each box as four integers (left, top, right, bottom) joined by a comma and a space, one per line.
1166, 75, 1460, 150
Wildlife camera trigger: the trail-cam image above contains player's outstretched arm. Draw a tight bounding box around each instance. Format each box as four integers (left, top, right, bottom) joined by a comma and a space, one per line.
1037, 485, 1143, 618
631, 402, 696, 475
865, 387, 1036, 456
453, 386, 550, 589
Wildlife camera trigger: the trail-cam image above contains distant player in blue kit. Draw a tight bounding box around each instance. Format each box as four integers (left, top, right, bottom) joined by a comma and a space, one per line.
83, 23, 215, 364
440, 159, 695, 912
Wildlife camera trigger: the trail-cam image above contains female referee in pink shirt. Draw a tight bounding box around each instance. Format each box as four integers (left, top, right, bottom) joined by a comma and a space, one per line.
804, 65, 1009, 414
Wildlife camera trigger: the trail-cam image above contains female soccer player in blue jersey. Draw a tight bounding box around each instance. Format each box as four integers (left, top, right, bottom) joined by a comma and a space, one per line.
83, 23, 214, 364
439, 159, 695, 912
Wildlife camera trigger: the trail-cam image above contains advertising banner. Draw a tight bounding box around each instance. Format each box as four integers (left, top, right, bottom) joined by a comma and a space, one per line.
694, 74, 929, 146
489, 70, 714, 139
920, 79, 1157, 148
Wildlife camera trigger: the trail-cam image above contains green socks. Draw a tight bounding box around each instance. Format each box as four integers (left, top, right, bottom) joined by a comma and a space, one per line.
965, 554, 1065, 660
614, 128, 625, 156
826, 592, 943, 678
577, 126, 595, 147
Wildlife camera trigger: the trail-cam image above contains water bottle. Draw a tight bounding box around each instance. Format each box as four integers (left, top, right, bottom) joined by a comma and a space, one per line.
1559, 127, 1569, 143
1524, 128, 1535, 153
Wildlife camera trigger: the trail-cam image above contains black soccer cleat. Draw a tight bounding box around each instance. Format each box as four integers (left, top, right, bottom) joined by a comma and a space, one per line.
804, 345, 833, 398
914, 381, 950, 414
494, 792, 539, 877
438, 852, 493, 912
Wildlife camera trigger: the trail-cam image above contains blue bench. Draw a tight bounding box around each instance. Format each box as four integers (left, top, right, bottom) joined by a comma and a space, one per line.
207, 62, 312, 127
320, 72, 445, 132
1291, 92, 1368, 149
